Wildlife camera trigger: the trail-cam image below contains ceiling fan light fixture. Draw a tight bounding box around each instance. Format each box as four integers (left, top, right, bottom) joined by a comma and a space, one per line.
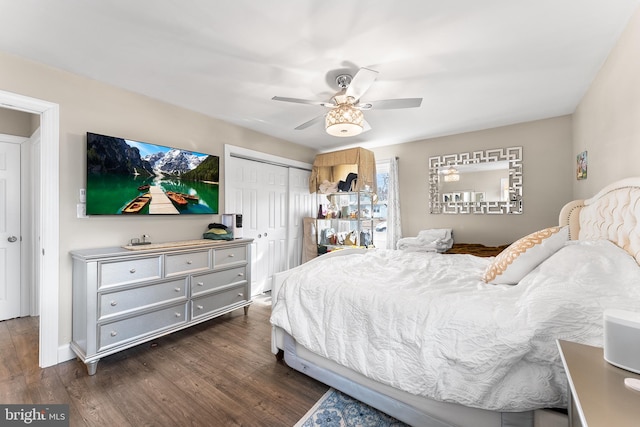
325, 104, 364, 137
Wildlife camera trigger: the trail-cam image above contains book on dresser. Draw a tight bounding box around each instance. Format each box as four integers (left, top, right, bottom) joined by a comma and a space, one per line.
70, 239, 252, 375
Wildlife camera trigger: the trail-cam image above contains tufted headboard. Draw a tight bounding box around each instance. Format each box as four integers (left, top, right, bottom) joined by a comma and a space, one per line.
559, 177, 640, 264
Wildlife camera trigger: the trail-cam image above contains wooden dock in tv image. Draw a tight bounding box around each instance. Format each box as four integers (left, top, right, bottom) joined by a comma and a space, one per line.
148, 186, 179, 214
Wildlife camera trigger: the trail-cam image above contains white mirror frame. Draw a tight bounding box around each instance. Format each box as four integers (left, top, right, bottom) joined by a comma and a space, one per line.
429, 146, 523, 214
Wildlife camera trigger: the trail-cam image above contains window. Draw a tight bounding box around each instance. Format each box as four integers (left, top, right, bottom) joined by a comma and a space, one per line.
374, 161, 390, 248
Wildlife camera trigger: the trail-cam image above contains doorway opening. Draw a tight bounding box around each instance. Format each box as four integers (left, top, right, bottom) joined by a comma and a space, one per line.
0, 89, 60, 368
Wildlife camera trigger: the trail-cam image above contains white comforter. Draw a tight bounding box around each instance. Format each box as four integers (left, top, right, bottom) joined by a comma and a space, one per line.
270, 240, 640, 411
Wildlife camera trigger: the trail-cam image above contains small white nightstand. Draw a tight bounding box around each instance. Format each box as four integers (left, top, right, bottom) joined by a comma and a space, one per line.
557, 340, 640, 427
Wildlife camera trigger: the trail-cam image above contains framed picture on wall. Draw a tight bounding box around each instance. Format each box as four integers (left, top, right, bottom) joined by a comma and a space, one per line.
577, 151, 588, 180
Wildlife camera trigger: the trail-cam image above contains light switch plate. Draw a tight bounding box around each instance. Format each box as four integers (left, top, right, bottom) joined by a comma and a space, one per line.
79, 188, 86, 203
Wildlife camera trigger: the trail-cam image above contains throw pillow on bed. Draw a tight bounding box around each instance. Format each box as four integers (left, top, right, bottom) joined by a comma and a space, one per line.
483, 226, 569, 285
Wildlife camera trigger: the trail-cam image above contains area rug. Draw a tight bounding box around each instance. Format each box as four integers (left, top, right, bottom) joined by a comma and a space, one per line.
295, 388, 409, 427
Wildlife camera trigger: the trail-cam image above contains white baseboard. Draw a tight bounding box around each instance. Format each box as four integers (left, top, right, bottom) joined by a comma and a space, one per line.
57, 343, 76, 364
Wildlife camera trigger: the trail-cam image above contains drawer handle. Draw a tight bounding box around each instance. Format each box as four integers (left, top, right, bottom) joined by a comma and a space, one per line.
237, 273, 244, 277
129, 268, 136, 274
174, 287, 181, 292
175, 313, 181, 318
187, 260, 193, 265
197, 282, 204, 286
196, 305, 204, 310
110, 331, 118, 337
110, 301, 117, 307
237, 293, 244, 297
228, 254, 235, 258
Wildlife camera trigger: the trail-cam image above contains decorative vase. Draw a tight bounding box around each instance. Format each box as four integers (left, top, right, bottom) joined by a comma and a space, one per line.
326, 202, 338, 219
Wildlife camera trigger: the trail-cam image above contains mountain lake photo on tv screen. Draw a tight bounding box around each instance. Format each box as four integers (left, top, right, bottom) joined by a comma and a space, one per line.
86, 132, 219, 215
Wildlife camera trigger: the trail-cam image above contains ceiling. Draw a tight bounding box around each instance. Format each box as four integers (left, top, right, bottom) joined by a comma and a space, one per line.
0, 0, 638, 152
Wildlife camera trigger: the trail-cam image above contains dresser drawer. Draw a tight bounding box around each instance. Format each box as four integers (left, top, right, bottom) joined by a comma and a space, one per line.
191, 285, 248, 320
98, 304, 187, 351
99, 278, 188, 320
213, 246, 247, 267
99, 256, 162, 288
165, 250, 210, 276
191, 267, 247, 297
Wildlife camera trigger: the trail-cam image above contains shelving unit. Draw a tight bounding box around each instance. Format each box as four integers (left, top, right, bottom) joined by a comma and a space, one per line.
316, 191, 374, 251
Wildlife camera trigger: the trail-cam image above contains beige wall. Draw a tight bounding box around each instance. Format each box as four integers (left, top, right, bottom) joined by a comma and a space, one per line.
573, 7, 640, 199
0, 108, 37, 137
372, 116, 574, 246
0, 51, 317, 348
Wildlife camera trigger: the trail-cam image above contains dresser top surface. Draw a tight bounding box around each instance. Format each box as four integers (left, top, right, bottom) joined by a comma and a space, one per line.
70, 238, 253, 260
558, 339, 640, 427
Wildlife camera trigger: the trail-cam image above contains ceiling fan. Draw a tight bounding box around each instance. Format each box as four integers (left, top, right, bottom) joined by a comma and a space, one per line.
272, 67, 422, 137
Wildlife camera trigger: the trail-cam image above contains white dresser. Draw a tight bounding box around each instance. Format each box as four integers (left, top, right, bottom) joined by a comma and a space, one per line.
70, 239, 252, 375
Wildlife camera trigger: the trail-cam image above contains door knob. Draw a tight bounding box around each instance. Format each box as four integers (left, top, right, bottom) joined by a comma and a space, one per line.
7, 236, 17, 243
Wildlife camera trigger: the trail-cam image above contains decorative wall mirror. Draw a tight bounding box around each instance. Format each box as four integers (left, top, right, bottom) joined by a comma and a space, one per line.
429, 147, 523, 214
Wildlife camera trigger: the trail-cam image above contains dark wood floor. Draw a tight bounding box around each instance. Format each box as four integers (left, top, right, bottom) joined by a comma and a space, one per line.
0, 295, 329, 426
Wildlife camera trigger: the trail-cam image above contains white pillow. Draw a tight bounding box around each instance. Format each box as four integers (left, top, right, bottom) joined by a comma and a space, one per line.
483, 226, 569, 285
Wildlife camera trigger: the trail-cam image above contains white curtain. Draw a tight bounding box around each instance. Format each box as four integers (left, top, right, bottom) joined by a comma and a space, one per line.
386, 157, 402, 249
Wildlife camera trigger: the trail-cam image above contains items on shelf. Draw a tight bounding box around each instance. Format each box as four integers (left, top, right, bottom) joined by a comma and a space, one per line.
309, 147, 377, 194
315, 190, 374, 251
319, 180, 339, 194
325, 201, 339, 218
337, 173, 358, 192
319, 174, 360, 194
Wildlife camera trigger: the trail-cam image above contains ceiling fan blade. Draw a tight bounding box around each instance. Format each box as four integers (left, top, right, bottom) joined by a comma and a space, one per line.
362, 120, 372, 133
294, 114, 326, 130
272, 96, 333, 107
345, 68, 379, 101
360, 98, 423, 110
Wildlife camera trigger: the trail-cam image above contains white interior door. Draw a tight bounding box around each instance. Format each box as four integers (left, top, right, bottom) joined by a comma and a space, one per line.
226, 157, 288, 295
0, 141, 21, 320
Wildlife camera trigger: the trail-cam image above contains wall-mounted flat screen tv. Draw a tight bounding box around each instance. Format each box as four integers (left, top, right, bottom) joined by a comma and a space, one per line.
86, 132, 219, 215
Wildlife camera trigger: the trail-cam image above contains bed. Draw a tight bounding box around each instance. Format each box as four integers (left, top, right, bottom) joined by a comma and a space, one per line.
270, 177, 640, 427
